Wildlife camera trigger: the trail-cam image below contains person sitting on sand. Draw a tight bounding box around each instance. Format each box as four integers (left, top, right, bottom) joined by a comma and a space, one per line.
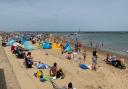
104, 54, 112, 64
111, 55, 119, 66
50, 62, 58, 77
65, 52, 72, 60
34, 70, 43, 78
34, 70, 46, 82
11, 43, 17, 54
25, 52, 33, 68
112, 56, 125, 69
15, 46, 25, 58
56, 68, 65, 79
105, 55, 126, 69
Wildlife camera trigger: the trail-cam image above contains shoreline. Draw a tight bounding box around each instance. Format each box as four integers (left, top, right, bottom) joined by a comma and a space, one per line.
54, 33, 128, 64
82, 45, 128, 63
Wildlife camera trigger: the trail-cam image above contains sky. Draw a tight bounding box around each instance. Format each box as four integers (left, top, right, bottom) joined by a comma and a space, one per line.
0, 0, 128, 31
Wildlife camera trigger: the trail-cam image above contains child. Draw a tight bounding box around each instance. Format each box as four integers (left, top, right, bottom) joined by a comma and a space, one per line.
34, 70, 46, 82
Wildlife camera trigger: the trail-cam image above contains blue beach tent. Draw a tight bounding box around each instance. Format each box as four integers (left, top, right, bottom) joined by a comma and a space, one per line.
23, 41, 34, 51
64, 42, 72, 52
7, 39, 16, 46
42, 42, 51, 49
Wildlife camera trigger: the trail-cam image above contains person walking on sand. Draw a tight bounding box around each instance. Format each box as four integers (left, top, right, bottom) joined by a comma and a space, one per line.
60, 43, 64, 54
92, 48, 98, 71
83, 49, 86, 62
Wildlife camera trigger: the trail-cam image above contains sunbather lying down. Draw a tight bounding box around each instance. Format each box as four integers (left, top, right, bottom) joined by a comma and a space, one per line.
34, 61, 50, 69
104, 54, 126, 69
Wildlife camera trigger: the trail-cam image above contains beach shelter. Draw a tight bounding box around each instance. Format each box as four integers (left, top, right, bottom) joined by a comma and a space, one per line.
52, 43, 61, 49
42, 42, 51, 49
19, 38, 25, 45
23, 41, 34, 51
64, 42, 72, 52
7, 39, 16, 46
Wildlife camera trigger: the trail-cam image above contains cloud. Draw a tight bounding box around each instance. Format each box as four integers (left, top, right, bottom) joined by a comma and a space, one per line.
0, 0, 128, 31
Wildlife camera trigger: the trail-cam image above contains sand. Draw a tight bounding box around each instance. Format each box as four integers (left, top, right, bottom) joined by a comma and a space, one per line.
3, 43, 128, 89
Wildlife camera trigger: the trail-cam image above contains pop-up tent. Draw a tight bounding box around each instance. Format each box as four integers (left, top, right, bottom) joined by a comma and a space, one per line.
7, 39, 16, 46
42, 42, 51, 49
52, 43, 61, 49
64, 42, 72, 52
23, 41, 34, 51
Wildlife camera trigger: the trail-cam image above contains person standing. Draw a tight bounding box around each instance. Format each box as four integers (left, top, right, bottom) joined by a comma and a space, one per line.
83, 49, 86, 62
92, 48, 98, 71
60, 43, 64, 54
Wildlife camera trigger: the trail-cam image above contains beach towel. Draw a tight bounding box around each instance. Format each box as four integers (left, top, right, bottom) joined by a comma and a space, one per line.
35, 63, 50, 69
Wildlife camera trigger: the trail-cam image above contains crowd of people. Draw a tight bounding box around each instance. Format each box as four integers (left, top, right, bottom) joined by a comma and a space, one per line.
104, 54, 126, 69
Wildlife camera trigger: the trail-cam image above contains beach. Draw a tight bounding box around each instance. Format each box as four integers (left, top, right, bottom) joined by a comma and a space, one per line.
1, 0, 128, 88
3, 41, 128, 89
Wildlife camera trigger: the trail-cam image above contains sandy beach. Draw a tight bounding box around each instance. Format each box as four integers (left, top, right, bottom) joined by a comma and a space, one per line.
1, 0, 128, 88
3, 42, 128, 89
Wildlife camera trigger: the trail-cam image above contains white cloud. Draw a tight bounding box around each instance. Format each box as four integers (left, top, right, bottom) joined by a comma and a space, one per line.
0, 0, 128, 31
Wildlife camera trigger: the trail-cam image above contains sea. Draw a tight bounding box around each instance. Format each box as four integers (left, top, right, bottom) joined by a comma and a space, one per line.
78, 32, 128, 56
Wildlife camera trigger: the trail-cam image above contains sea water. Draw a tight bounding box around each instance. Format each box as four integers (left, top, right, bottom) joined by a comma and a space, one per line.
79, 32, 128, 56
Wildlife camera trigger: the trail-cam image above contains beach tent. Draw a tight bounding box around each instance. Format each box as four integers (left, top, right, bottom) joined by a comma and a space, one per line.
7, 39, 16, 46
21, 38, 27, 45
52, 43, 61, 49
23, 36, 30, 41
23, 41, 34, 51
42, 42, 51, 49
64, 42, 70, 48
64, 42, 72, 52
